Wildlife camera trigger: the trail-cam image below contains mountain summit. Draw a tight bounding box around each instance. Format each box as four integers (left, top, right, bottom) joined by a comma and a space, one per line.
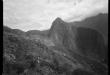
50, 17, 66, 31
48, 14, 108, 63
48, 17, 69, 44
53, 17, 63, 23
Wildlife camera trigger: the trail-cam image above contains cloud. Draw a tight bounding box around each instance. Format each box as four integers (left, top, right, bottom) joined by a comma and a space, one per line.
3, 0, 108, 31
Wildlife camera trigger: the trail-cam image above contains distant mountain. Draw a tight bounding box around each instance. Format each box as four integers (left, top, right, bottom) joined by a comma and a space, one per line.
3, 13, 108, 75
48, 14, 108, 63
48, 17, 70, 44
48, 14, 108, 75
26, 30, 49, 36
70, 14, 108, 44
49, 14, 108, 44
3, 26, 26, 37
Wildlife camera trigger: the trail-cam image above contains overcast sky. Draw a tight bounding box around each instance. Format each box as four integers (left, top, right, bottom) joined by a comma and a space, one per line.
3, 0, 108, 31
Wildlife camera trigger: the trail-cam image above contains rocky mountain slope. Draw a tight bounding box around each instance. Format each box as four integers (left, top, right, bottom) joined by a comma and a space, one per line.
3, 14, 108, 75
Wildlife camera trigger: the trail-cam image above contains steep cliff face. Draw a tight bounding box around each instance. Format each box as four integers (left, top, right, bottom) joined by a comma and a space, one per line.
50, 14, 107, 56
48, 18, 69, 43
48, 18, 77, 51
70, 14, 108, 45
47, 14, 108, 75
48, 14, 107, 62
75, 27, 107, 63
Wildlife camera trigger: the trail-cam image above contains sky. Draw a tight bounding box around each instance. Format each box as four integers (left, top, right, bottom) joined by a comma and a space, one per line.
3, 0, 108, 31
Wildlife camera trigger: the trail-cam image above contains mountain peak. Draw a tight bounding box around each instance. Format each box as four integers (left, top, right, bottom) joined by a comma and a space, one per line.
49, 17, 67, 34
52, 17, 65, 25
54, 17, 63, 22
48, 17, 69, 42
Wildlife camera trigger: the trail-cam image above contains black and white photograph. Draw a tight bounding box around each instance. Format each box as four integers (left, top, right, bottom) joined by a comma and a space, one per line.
3, 0, 108, 75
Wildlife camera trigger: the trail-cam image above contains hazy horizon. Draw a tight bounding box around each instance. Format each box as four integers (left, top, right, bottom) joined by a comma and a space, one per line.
3, 0, 108, 31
